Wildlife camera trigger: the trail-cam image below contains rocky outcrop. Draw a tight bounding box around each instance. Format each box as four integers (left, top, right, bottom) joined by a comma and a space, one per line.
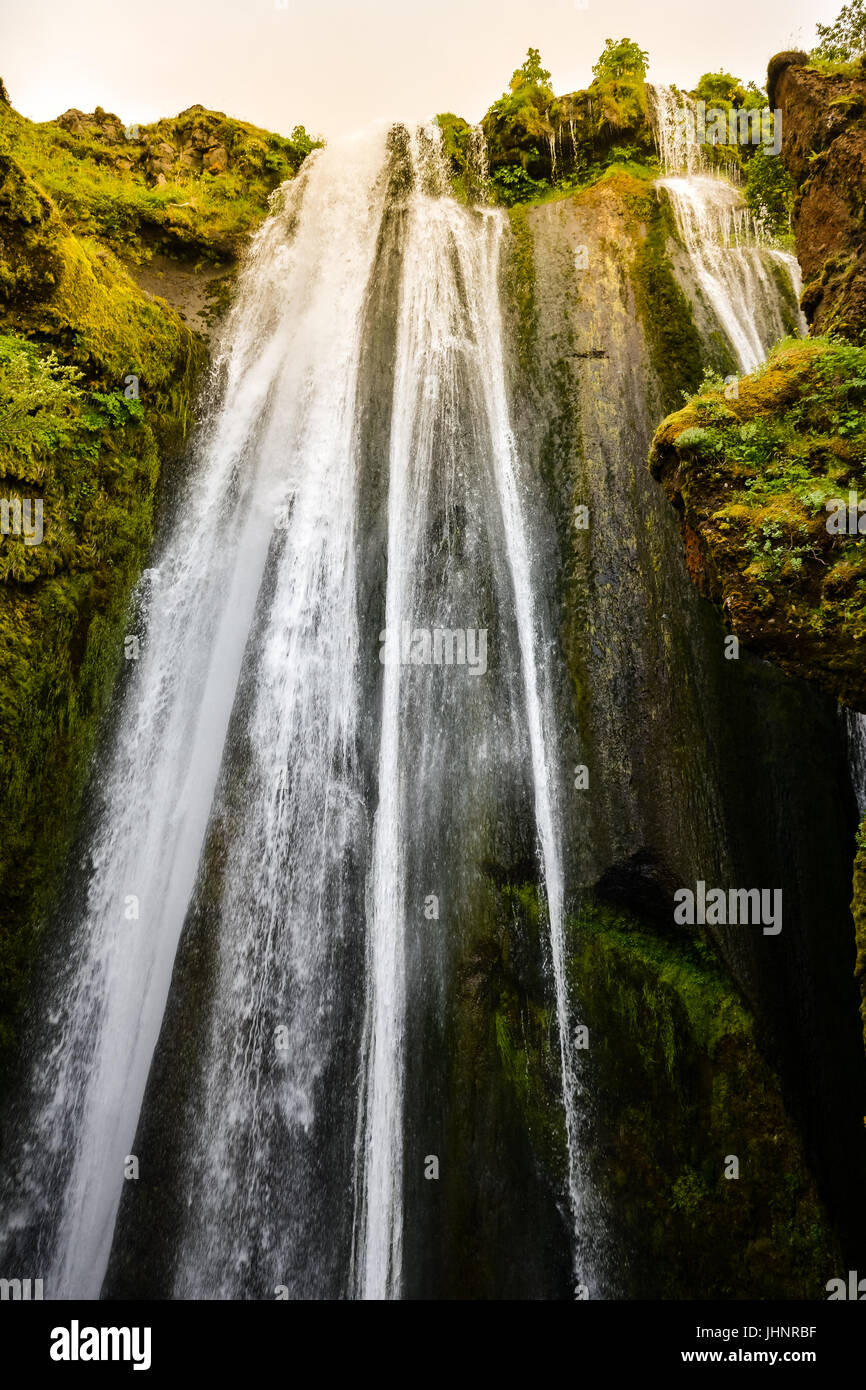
769, 51, 866, 341
650, 340, 866, 712
53, 103, 307, 194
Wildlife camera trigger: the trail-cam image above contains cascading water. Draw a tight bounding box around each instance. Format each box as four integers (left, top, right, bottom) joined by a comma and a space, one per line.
845, 710, 866, 816
648, 85, 806, 373
0, 122, 590, 1299
0, 127, 393, 1299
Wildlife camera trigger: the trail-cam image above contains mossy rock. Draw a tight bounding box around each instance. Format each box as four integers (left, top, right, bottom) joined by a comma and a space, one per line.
650, 338, 866, 711
569, 904, 841, 1298
0, 118, 208, 1073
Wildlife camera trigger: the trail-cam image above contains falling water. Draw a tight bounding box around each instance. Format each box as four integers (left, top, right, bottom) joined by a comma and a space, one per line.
845, 710, 866, 816
0, 122, 589, 1299
649, 85, 806, 374
351, 127, 585, 1298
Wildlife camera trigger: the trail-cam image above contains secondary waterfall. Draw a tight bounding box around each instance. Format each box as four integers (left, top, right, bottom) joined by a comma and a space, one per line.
0, 124, 588, 1299
649, 85, 806, 373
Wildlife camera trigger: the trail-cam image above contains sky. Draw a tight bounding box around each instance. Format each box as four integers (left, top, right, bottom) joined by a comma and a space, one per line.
0, 0, 847, 140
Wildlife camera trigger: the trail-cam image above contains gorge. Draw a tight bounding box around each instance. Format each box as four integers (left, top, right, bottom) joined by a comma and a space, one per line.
0, 45, 864, 1303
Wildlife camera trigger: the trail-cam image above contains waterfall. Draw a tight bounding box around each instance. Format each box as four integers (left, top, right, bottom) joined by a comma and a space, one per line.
845, 710, 866, 817
0, 127, 391, 1299
648, 85, 806, 375
0, 123, 590, 1299
351, 127, 586, 1298
468, 123, 491, 203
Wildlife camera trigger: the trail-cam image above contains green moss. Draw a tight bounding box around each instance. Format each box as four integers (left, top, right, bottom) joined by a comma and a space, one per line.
0, 99, 318, 265
625, 181, 714, 414
570, 902, 841, 1297
0, 120, 208, 1071
505, 204, 538, 377
650, 337, 866, 709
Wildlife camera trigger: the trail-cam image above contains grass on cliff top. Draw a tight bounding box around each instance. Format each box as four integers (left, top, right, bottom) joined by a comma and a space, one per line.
0, 99, 308, 263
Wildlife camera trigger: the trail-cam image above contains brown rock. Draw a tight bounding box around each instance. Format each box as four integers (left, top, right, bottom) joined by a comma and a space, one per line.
769, 52, 866, 340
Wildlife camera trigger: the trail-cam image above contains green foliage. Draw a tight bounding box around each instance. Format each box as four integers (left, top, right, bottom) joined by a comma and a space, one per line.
694, 70, 762, 108
0, 99, 320, 265
650, 339, 866, 708
744, 145, 795, 238
813, 0, 866, 62
592, 37, 650, 81
0, 335, 83, 477
0, 118, 207, 1068
510, 48, 553, 96
570, 903, 839, 1297
489, 163, 549, 206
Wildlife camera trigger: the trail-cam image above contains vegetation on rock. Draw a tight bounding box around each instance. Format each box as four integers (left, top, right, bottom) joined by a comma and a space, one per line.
475, 877, 839, 1296
0, 88, 234, 1068
571, 903, 840, 1298
813, 0, 866, 63
651, 337, 866, 1050
650, 339, 866, 710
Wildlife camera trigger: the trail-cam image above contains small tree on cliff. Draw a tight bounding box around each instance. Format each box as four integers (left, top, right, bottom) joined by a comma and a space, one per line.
813, 0, 866, 61
509, 48, 554, 98
592, 38, 650, 81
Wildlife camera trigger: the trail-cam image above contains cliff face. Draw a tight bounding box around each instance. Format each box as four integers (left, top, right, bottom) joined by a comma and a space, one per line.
0, 122, 205, 1067
2, 95, 317, 334
769, 52, 866, 341
498, 173, 862, 1289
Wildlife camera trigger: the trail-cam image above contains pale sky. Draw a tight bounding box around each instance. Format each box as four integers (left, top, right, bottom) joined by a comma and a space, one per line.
0, 0, 845, 141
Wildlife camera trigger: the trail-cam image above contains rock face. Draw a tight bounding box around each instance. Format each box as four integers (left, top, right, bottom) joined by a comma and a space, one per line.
769, 51, 866, 341
652, 60, 866, 1060
54, 103, 298, 193
2, 92, 317, 336
504, 174, 865, 1288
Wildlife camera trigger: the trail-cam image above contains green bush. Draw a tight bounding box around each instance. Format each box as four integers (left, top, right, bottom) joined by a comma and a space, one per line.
744, 145, 795, 238
592, 37, 650, 81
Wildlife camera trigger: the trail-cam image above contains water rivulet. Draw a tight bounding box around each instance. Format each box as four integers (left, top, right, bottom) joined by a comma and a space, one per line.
0, 108, 864, 1301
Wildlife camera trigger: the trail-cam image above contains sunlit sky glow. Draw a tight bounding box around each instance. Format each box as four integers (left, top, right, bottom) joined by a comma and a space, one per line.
1, 0, 845, 140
